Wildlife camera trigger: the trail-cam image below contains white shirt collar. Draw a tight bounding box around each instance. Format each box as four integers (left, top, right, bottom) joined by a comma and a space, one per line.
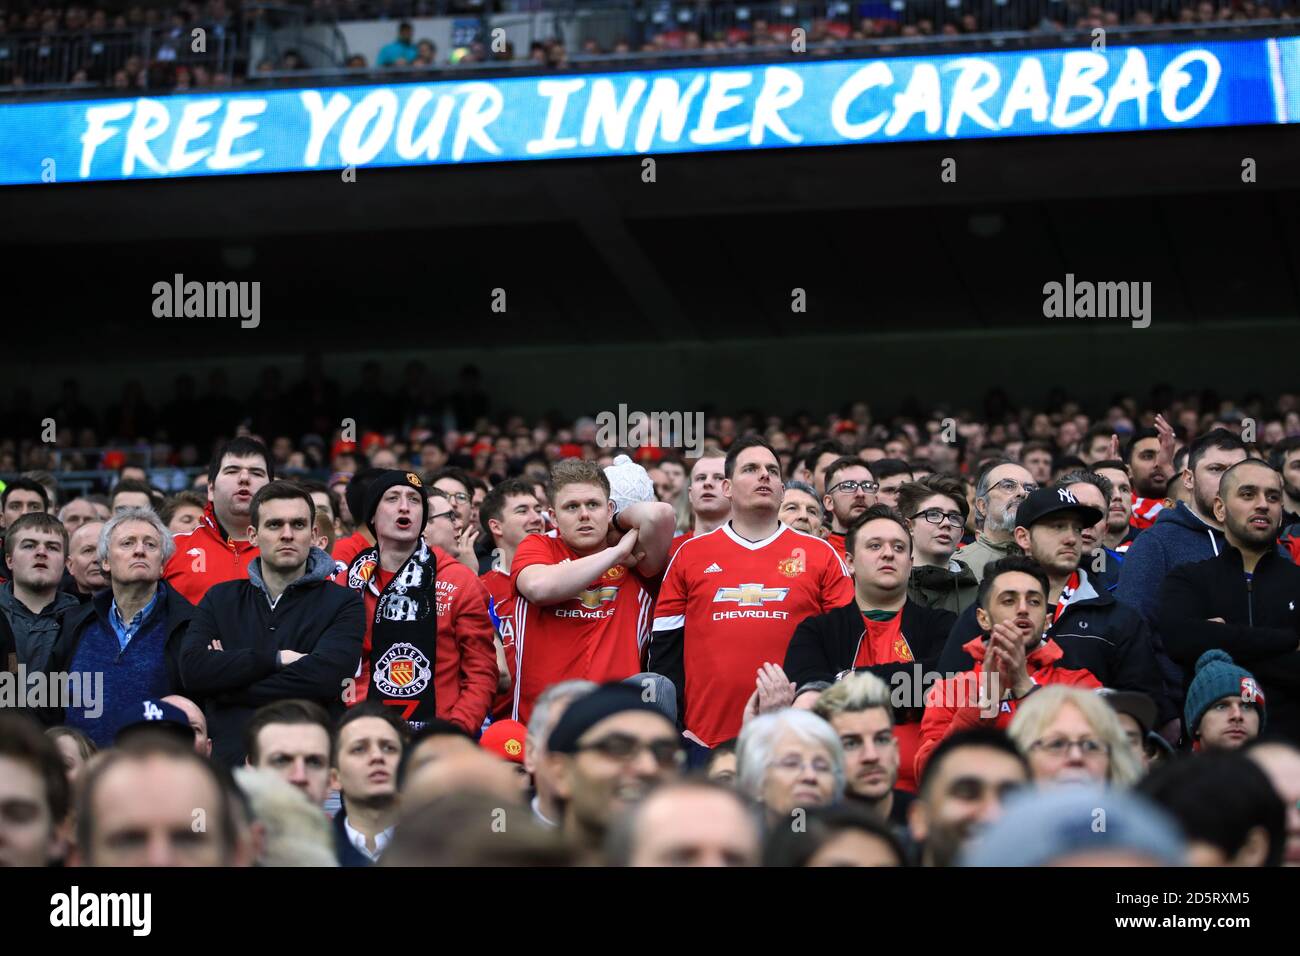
721, 520, 787, 551
531, 794, 557, 829
344, 817, 394, 861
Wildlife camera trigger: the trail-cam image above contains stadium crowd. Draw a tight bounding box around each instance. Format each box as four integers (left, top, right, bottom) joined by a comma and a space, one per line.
3, 0, 1297, 91
2, 372, 1300, 867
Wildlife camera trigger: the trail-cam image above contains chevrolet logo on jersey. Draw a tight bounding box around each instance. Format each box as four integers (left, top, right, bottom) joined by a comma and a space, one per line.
576, 586, 620, 609
713, 583, 790, 607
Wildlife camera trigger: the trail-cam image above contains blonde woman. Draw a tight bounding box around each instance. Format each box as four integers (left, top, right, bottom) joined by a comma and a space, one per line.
1008, 686, 1142, 787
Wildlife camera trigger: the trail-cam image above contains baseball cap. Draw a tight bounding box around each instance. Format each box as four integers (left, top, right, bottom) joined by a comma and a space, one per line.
1015, 486, 1103, 531
480, 719, 527, 765
548, 683, 675, 755
115, 699, 195, 747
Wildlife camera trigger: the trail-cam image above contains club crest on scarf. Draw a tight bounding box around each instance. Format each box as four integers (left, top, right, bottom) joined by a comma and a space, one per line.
374, 642, 432, 698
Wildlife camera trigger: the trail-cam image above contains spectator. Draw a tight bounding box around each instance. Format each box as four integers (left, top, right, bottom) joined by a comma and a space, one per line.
1020, 441, 1055, 486
777, 479, 825, 535
1008, 685, 1142, 786
897, 475, 978, 614
109, 478, 158, 514
513, 459, 673, 722
1125, 425, 1175, 528
525, 678, 596, 828
811, 672, 912, 826
233, 767, 337, 867
164, 437, 274, 605
2, 513, 78, 671
46, 725, 97, 789
56, 498, 99, 534
907, 727, 1029, 867
377, 22, 418, 67
1098, 688, 1162, 773
736, 708, 845, 825
668, 451, 730, 556
1093, 458, 1140, 553
1159, 458, 1300, 743
162, 693, 213, 757
764, 804, 906, 867
330, 704, 407, 864
49, 509, 194, 748
1247, 741, 1300, 866
63, 520, 107, 602
871, 459, 914, 510
1, 477, 49, 533
70, 735, 243, 867
179, 481, 365, 766
0, 714, 70, 867
544, 683, 683, 863
959, 460, 1034, 582
606, 780, 761, 867
820, 455, 878, 556
399, 720, 479, 784
1139, 752, 1285, 866
159, 490, 207, 535
244, 699, 335, 808
330, 466, 382, 573
704, 738, 738, 784
1116, 428, 1248, 629
916, 556, 1100, 779
1185, 650, 1265, 751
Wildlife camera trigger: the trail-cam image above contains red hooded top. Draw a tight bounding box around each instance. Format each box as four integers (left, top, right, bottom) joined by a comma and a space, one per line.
164, 502, 258, 605
914, 634, 1101, 781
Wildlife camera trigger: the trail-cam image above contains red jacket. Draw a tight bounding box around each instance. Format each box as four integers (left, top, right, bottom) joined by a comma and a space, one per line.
354, 546, 498, 733
164, 503, 258, 605
914, 635, 1100, 781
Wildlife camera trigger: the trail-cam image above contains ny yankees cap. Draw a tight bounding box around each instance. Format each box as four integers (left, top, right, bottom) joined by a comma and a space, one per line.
1014, 486, 1103, 532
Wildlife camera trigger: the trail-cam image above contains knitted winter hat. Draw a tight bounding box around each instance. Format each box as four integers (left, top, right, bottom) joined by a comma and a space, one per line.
364, 470, 429, 539
1184, 649, 1266, 737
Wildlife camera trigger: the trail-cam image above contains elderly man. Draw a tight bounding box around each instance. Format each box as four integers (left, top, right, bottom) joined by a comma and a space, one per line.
47, 509, 195, 748
957, 460, 1035, 582
64, 521, 108, 602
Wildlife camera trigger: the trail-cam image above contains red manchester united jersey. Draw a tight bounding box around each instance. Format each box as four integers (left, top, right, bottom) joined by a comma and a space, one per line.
481, 566, 517, 719
651, 522, 854, 747
510, 532, 655, 723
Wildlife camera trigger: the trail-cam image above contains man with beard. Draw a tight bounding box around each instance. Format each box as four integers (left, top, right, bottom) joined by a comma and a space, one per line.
916, 556, 1101, 779
1159, 460, 1300, 743
650, 437, 853, 754
479, 478, 546, 718
1093, 459, 1141, 554
956, 461, 1035, 582
1054, 471, 1121, 592
668, 452, 730, 559
938, 490, 1170, 725
1126, 420, 1176, 530
820, 456, 878, 557
165, 438, 273, 604
907, 727, 1029, 867
812, 671, 914, 828
1117, 429, 1248, 631
778, 480, 826, 536
1268, 437, 1300, 561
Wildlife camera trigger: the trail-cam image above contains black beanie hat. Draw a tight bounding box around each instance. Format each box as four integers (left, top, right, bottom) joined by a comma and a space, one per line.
364, 470, 429, 539
345, 466, 386, 528
547, 683, 676, 754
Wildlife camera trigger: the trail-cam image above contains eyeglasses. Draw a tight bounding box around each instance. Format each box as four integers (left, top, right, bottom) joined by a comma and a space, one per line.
912, 508, 965, 526
771, 754, 836, 775
427, 511, 457, 524
577, 734, 684, 769
830, 480, 880, 495
1029, 737, 1110, 758
441, 492, 470, 504
991, 479, 1039, 495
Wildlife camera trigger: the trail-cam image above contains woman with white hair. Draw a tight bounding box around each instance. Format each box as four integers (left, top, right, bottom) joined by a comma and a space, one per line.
1007, 686, 1142, 788
736, 709, 845, 824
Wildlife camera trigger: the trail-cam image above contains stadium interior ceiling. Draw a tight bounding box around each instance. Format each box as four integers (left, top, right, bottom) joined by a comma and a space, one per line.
6, 120, 1299, 416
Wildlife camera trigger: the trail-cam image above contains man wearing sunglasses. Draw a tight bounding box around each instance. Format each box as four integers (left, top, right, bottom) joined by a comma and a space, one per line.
821, 456, 878, 558
958, 460, 1035, 583
544, 683, 684, 864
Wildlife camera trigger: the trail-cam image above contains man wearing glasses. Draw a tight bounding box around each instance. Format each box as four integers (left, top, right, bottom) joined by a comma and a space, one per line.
544, 683, 684, 864
820, 456, 879, 558
897, 475, 979, 615
957, 460, 1036, 583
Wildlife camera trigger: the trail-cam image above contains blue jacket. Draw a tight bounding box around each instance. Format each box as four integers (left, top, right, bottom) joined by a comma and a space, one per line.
1116, 502, 1226, 626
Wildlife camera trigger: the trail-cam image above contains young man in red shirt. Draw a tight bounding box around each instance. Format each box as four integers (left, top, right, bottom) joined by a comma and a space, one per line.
650, 436, 855, 753
164, 437, 272, 604
477, 478, 546, 718
914, 555, 1100, 780
342, 471, 496, 733
510, 459, 675, 723
667, 452, 730, 560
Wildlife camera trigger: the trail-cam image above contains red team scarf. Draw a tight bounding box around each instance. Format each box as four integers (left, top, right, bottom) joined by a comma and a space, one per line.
1131, 494, 1165, 530
1052, 570, 1081, 624
852, 609, 915, 668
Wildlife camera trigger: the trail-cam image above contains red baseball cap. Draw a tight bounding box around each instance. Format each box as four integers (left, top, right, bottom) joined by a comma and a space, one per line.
479, 719, 527, 765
